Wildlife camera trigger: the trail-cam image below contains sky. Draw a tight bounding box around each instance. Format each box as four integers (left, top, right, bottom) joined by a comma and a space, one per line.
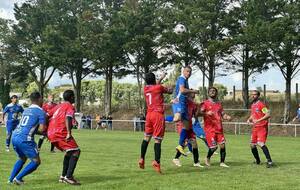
1, 0, 299, 92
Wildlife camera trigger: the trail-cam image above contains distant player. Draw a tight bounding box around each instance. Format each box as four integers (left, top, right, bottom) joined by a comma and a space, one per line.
37, 94, 57, 152
2, 95, 24, 152
172, 93, 203, 168
172, 66, 199, 155
8, 92, 46, 185
138, 72, 172, 174
247, 90, 274, 168
200, 87, 231, 167
47, 90, 81, 185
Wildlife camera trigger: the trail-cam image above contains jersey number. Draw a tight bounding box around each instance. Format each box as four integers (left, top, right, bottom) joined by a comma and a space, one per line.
146, 93, 152, 105
20, 116, 30, 126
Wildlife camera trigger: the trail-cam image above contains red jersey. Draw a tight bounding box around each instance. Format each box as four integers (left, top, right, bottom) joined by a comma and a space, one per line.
251, 100, 269, 128
176, 99, 198, 129
42, 102, 57, 114
47, 102, 75, 142
200, 99, 224, 133
144, 84, 168, 113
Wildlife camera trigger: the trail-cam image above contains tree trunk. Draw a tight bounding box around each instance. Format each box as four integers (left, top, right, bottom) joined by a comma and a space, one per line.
208, 56, 215, 87
283, 76, 292, 124
202, 69, 207, 100
104, 66, 113, 116
136, 65, 143, 113
75, 69, 82, 112
242, 48, 250, 109
0, 78, 10, 107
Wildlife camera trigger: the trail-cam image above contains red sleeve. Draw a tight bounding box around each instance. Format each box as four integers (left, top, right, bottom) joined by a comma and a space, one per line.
200, 101, 206, 112
160, 85, 169, 93
66, 105, 75, 118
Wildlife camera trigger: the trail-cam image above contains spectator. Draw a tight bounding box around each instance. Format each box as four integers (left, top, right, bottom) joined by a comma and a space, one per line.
86, 115, 92, 129
96, 114, 101, 130
101, 115, 107, 130
81, 114, 86, 129
292, 103, 300, 123
107, 114, 113, 130
133, 116, 138, 131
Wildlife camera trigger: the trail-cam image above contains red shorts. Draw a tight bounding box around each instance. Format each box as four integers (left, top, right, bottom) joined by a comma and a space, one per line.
145, 112, 165, 139
205, 132, 225, 148
176, 122, 195, 139
251, 126, 268, 145
52, 137, 79, 152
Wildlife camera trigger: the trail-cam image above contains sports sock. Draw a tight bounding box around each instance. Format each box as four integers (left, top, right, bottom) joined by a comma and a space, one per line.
50, 143, 55, 152
251, 147, 261, 164
66, 150, 80, 178
140, 140, 149, 159
9, 159, 25, 182
261, 145, 272, 163
16, 161, 39, 181
207, 148, 216, 159
6, 135, 11, 147
62, 152, 71, 176
220, 147, 226, 163
192, 148, 199, 164
175, 150, 181, 159
187, 141, 193, 152
154, 143, 161, 164
178, 129, 187, 146
37, 138, 44, 149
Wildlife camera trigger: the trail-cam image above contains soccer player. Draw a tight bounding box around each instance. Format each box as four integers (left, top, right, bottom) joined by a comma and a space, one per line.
138, 72, 172, 174
172, 93, 203, 168
172, 66, 199, 155
200, 87, 231, 167
8, 92, 46, 185
292, 103, 300, 122
37, 94, 57, 152
247, 90, 274, 168
47, 90, 81, 185
2, 95, 24, 152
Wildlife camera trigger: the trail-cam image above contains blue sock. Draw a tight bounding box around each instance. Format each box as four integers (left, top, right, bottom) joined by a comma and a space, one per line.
6, 136, 11, 147
179, 129, 187, 146
9, 160, 25, 182
16, 161, 39, 181
187, 142, 193, 152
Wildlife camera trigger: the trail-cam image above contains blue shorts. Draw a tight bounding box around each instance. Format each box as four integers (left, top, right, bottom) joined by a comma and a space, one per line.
192, 121, 206, 138
6, 121, 19, 135
172, 102, 188, 121
12, 138, 39, 159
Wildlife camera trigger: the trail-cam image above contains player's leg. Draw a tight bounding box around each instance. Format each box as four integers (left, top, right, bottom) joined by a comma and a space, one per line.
139, 113, 153, 169
152, 138, 162, 173
173, 122, 183, 167
6, 124, 13, 151
176, 117, 189, 156
14, 141, 41, 184
65, 149, 81, 181
257, 128, 273, 167
8, 141, 26, 183
217, 134, 228, 167
37, 135, 46, 151
205, 132, 217, 166
190, 138, 203, 167
50, 143, 55, 152
250, 128, 261, 164
152, 113, 165, 174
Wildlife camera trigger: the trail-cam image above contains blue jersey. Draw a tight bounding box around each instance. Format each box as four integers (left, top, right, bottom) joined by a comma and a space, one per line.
297, 108, 300, 119
174, 76, 189, 103
3, 103, 24, 123
12, 105, 46, 141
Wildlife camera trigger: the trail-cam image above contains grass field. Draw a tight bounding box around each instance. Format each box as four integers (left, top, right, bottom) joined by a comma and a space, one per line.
1, 128, 300, 190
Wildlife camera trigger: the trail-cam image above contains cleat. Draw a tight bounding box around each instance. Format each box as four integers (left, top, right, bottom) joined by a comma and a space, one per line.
172, 159, 182, 167
7, 180, 13, 185
6, 147, 10, 152
64, 177, 81, 185
205, 158, 211, 166
193, 162, 204, 168
59, 176, 65, 183
266, 162, 275, 168
176, 145, 187, 156
220, 163, 230, 168
13, 178, 24, 185
253, 160, 261, 165
152, 160, 162, 174
138, 158, 145, 169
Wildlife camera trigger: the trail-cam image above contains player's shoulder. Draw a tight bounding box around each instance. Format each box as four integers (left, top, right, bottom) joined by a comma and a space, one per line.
6, 103, 14, 108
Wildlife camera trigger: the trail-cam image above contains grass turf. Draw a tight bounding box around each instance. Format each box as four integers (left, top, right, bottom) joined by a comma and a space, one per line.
1, 127, 300, 190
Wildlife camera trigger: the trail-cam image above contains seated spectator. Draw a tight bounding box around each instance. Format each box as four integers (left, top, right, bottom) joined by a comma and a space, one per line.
292, 104, 300, 123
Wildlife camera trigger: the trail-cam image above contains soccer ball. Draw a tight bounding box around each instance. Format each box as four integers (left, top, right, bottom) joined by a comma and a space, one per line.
174, 24, 186, 34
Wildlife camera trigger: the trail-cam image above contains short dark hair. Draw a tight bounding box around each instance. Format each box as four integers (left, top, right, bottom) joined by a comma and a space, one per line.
208, 86, 218, 93
253, 90, 260, 97
145, 73, 156, 85
29, 92, 42, 102
63, 90, 75, 102
184, 65, 192, 70
10, 95, 18, 99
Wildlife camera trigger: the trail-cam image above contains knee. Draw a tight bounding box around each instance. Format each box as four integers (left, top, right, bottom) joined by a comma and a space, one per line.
210, 147, 217, 152
257, 142, 265, 147
154, 139, 162, 144
72, 149, 81, 158
219, 143, 225, 149
250, 144, 256, 149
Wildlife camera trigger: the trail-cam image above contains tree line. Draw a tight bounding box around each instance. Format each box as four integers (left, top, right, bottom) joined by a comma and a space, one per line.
0, 0, 299, 122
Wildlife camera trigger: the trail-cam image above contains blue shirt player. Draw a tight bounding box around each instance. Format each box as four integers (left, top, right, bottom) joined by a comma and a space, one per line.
172, 66, 199, 155
8, 92, 46, 185
2, 95, 24, 151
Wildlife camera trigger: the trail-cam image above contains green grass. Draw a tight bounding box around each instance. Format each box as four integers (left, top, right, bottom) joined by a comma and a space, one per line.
1, 128, 300, 190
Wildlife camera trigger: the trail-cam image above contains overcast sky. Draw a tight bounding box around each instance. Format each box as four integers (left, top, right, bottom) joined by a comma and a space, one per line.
1, 0, 300, 92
